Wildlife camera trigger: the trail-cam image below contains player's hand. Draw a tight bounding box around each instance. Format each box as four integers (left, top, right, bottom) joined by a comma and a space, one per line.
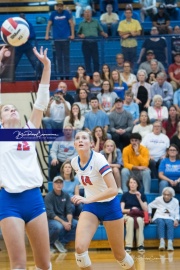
71, 195, 89, 204
0, 46, 8, 62
33, 46, 51, 66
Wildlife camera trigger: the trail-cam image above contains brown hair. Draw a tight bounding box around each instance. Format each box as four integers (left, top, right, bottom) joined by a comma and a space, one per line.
60, 160, 75, 181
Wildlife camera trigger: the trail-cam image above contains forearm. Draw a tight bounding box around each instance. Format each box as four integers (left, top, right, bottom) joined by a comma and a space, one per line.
67, 214, 73, 223
54, 215, 65, 224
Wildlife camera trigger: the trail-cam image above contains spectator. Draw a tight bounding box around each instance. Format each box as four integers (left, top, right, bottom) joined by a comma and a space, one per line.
118, 7, 142, 66
171, 25, 180, 56
45, 1, 74, 79
101, 64, 111, 81
89, 72, 102, 96
132, 111, 153, 139
111, 53, 125, 72
141, 120, 170, 178
57, 81, 74, 105
100, 0, 118, 13
132, 69, 151, 112
173, 88, 180, 114
97, 79, 118, 114
148, 59, 161, 78
77, 9, 108, 75
148, 72, 157, 85
121, 133, 151, 193
121, 177, 148, 253
120, 4, 141, 21
148, 95, 168, 123
92, 125, 108, 152
162, 105, 179, 139
120, 61, 137, 90
74, 0, 92, 18
138, 50, 165, 74
123, 91, 140, 125
159, 144, 180, 194
42, 89, 71, 130
171, 122, 180, 150
84, 96, 110, 134
152, 4, 170, 34
148, 187, 179, 251
60, 160, 82, 217
163, 0, 178, 17
74, 89, 91, 116
109, 97, 133, 151
151, 72, 173, 108
168, 52, 180, 91
15, 13, 41, 79
74, 80, 91, 102
137, 27, 168, 66
110, 69, 128, 99
101, 139, 123, 193
140, 0, 157, 22
100, 4, 119, 37
49, 125, 76, 181
72, 65, 90, 90
44, 176, 77, 253
63, 104, 85, 131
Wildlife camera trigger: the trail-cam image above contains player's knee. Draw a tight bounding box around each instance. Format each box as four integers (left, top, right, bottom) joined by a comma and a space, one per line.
75, 251, 91, 268
117, 252, 134, 269
35, 262, 52, 270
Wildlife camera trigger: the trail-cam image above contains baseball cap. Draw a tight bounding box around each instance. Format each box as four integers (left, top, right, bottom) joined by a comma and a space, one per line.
159, 4, 165, 9
115, 98, 123, 103
53, 176, 64, 183
54, 89, 63, 94
146, 50, 154, 55
55, 1, 64, 5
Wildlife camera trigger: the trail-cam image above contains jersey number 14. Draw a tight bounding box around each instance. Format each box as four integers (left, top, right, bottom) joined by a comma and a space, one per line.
81, 176, 93, 186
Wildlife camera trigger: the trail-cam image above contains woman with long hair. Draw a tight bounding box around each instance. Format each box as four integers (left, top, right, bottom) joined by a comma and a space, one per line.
92, 126, 108, 152
110, 69, 128, 99
71, 131, 135, 270
97, 80, 118, 114
162, 105, 179, 139
101, 140, 123, 193
171, 121, 180, 150
60, 160, 83, 217
132, 111, 153, 139
73, 65, 90, 89
101, 64, 111, 81
63, 104, 85, 131
74, 89, 91, 116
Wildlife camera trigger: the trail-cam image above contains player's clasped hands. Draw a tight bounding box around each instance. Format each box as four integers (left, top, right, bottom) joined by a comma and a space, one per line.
71, 195, 89, 204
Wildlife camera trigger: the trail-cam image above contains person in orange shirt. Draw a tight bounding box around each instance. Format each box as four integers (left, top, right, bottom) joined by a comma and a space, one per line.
121, 133, 151, 193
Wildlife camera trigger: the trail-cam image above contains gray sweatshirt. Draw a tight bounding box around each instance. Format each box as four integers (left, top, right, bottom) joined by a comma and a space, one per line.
109, 110, 133, 133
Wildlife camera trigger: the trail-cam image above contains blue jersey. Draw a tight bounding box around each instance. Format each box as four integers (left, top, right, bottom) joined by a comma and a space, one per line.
49, 10, 72, 39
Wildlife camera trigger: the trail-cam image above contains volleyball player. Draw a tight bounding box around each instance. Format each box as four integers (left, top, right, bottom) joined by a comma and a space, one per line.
71, 131, 135, 270
0, 46, 51, 270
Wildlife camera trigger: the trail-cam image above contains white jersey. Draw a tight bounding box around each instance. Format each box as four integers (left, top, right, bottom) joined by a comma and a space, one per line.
71, 151, 113, 202
0, 121, 43, 193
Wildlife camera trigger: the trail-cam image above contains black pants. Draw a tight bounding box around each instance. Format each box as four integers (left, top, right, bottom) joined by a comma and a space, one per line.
111, 132, 131, 151
54, 40, 70, 76
82, 40, 99, 75
49, 160, 64, 182
149, 159, 161, 179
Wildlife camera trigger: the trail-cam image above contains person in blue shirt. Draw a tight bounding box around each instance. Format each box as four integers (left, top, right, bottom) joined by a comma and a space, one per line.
110, 69, 128, 100
173, 88, 180, 114
45, 1, 74, 79
159, 144, 180, 194
123, 91, 140, 125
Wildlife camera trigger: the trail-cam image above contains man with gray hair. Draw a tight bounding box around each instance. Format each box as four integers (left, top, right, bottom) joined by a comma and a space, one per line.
57, 81, 74, 105
151, 72, 173, 108
138, 50, 165, 74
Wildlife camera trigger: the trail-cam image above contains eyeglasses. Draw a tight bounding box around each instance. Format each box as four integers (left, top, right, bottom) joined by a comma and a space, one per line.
103, 84, 110, 86
124, 65, 130, 67
168, 149, 177, 152
163, 193, 171, 196
153, 125, 161, 127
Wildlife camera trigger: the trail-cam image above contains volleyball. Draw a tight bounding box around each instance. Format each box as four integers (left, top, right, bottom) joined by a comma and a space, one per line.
1, 17, 30, 47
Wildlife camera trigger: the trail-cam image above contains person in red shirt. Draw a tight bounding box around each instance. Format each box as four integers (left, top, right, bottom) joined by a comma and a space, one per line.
168, 52, 180, 91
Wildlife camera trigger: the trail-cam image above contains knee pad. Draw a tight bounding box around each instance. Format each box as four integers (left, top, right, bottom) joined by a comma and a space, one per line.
117, 252, 134, 269
75, 251, 91, 268
35, 262, 52, 270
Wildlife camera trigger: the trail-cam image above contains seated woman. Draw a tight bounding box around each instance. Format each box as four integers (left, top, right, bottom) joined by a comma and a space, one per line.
74, 89, 91, 116
120, 61, 137, 90
72, 65, 90, 89
63, 104, 85, 132
159, 144, 180, 195
110, 69, 128, 99
162, 105, 179, 139
101, 64, 111, 81
121, 177, 148, 253
147, 72, 157, 85
74, 80, 91, 102
171, 122, 180, 150
132, 111, 153, 139
89, 71, 102, 96
148, 95, 168, 123
92, 126, 108, 152
97, 80, 118, 114
132, 69, 151, 112
148, 187, 179, 251
147, 59, 161, 77
60, 160, 83, 217
100, 139, 123, 193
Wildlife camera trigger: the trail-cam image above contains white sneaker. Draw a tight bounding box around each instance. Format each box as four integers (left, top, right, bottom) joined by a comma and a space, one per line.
54, 240, 67, 253
50, 246, 56, 254
118, 188, 123, 194
167, 240, 174, 251
159, 239, 165, 251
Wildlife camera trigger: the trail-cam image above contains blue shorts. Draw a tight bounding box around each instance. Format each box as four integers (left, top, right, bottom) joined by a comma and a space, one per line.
0, 188, 46, 223
82, 196, 123, 221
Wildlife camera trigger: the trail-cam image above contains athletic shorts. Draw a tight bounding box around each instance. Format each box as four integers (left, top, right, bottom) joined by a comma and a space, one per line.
0, 187, 46, 223
82, 196, 123, 221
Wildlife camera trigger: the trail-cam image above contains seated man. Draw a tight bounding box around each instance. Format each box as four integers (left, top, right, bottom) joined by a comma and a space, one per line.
45, 176, 77, 253
42, 89, 71, 130
141, 120, 170, 178
138, 50, 165, 74
168, 52, 180, 91
100, 0, 118, 13
49, 125, 77, 181
111, 53, 124, 72
57, 81, 75, 105
140, 0, 157, 22
152, 4, 170, 34
100, 4, 119, 37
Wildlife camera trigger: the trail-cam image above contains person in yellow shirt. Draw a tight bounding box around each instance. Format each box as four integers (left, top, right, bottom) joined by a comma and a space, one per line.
118, 7, 142, 67
121, 133, 151, 193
